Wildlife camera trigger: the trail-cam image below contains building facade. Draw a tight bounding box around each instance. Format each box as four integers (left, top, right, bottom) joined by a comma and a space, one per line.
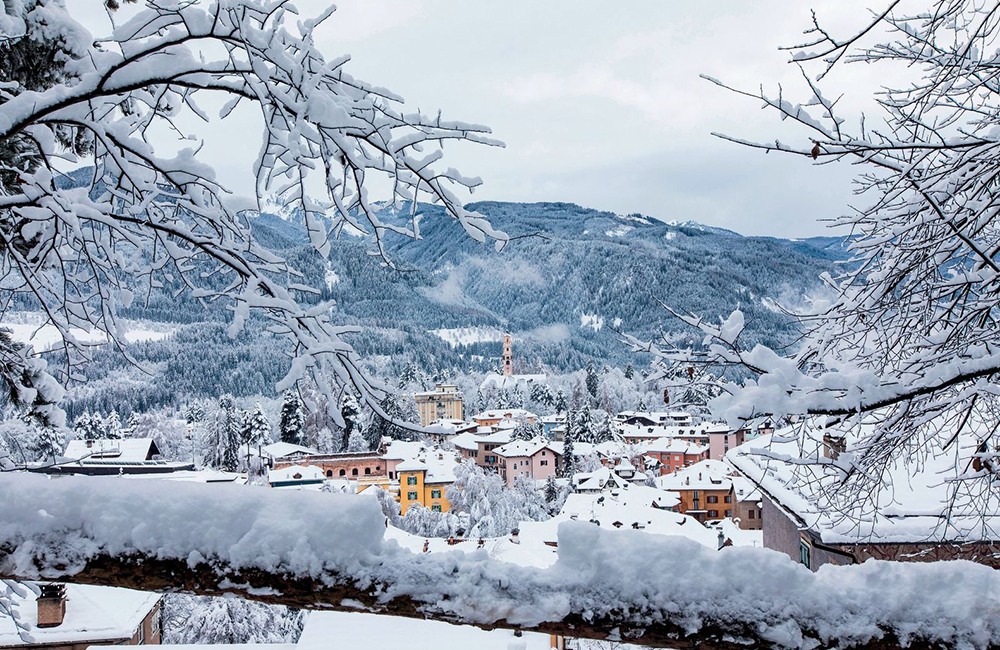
414, 384, 464, 426
398, 462, 453, 514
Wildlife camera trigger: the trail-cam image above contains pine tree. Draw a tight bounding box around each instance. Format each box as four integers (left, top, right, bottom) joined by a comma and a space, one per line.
586, 361, 599, 400
624, 363, 634, 380
185, 402, 206, 425
103, 411, 122, 439
574, 408, 595, 444
29, 423, 63, 462
561, 433, 576, 481
279, 390, 305, 445
73, 411, 94, 440
206, 395, 240, 471
366, 393, 419, 443
339, 392, 360, 450
346, 429, 368, 453
554, 389, 567, 413
124, 412, 141, 437
512, 419, 539, 441
544, 475, 558, 503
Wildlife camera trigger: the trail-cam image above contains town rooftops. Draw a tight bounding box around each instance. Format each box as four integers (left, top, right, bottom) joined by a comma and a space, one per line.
472, 408, 537, 422
644, 438, 709, 455
657, 459, 733, 491
0, 583, 160, 648
728, 423, 1000, 545
396, 459, 429, 473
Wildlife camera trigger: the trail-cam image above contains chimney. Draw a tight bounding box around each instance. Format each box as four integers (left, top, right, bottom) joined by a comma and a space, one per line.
36, 583, 67, 628
823, 434, 847, 460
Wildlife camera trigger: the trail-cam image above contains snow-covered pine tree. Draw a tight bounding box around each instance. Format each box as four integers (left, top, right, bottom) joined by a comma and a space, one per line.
346, 429, 368, 453
554, 389, 567, 413
624, 363, 634, 380
72, 412, 93, 441
365, 393, 419, 443
163, 594, 302, 645
30, 425, 63, 463
574, 408, 595, 444
206, 395, 240, 471
124, 412, 140, 438
103, 412, 122, 440
185, 402, 206, 425
544, 475, 558, 504
340, 392, 362, 450
279, 390, 305, 446
586, 362, 599, 400
512, 418, 540, 441
561, 433, 577, 481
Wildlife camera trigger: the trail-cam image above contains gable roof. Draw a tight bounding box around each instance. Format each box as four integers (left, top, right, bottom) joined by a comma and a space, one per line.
63, 438, 159, 463
494, 438, 560, 459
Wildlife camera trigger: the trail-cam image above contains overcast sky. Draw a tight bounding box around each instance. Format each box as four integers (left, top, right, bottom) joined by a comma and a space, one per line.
71, 0, 887, 238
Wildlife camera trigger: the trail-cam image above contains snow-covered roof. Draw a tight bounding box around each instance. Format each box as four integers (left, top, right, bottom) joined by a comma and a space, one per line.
472, 408, 537, 422
382, 440, 428, 461
267, 465, 325, 485
396, 459, 429, 473
63, 438, 158, 463
574, 466, 647, 492
425, 419, 476, 435
298, 611, 552, 650
644, 438, 709, 455
728, 424, 1000, 544
0, 583, 160, 647
657, 459, 733, 491
262, 441, 318, 459
494, 438, 560, 459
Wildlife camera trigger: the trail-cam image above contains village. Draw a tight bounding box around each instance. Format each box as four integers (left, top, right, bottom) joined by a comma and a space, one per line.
5, 335, 995, 650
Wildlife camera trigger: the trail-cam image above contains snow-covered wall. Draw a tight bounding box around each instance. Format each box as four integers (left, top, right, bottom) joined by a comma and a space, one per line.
2, 473, 1000, 650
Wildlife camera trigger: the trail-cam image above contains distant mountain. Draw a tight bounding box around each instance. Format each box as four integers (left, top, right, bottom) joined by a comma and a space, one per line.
28, 175, 847, 416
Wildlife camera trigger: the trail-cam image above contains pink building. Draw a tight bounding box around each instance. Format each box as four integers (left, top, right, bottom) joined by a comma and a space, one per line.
643, 439, 709, 475
707, 422, 774, 460
493, 438, 562, 486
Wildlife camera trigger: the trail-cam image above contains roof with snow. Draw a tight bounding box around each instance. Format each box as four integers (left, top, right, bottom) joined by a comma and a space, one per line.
298, 611, 552, 650
494, 438, 561, 459
262, 441, 318, 459
267, 465, 325, 486
644, 438, 709, 455
478, 374, 547, 392
0, 583, 160, 648
657, 459, 733, 491
728, 424, 1000, 545
472, 408, 537, 422
396, 459, 429, 473
63, 438, 159, 463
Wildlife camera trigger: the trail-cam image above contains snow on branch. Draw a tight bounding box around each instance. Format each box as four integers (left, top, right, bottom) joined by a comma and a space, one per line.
2, 473, 1000, 650
0, 0, 507, 424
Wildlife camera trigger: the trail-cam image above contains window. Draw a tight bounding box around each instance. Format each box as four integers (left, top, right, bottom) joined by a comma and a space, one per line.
799, 540, 811, 569
708, 510, 718, 518
707, 495, 718, 504
724, 495, 732, 504
365, 467, 371, 475
351, 468, 358, 476
138, 620, 146, 645
725, 510, 732, 518
540, 460, 548, 466
151, 607, 161, 639
431, 490, 441, 499
407, 476, 417, 485
339, 469, 346, 477
326, 470, 332, 478
748, 510, 756, 520
389, 471, 395, 479
431, 504, 442, 512
407, 491, 417, 500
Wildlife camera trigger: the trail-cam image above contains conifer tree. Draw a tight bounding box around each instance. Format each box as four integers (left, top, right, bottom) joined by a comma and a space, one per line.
586, 362, 599, 400
279, 390, 305, 446
103, 412, 122, 440
339, 392, 360, 450
624, 363, 634, 380
554, 389, 567, 414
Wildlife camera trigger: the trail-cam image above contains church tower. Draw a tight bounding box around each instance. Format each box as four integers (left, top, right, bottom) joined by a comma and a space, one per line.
502, 333, 513, 376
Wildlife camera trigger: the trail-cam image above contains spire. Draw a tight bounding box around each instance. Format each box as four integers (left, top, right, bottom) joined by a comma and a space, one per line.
502, 333, 513, 376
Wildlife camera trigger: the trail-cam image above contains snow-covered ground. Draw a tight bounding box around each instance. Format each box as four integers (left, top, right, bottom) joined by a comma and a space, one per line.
3, 313, 175, 350
579, 313, 604, 332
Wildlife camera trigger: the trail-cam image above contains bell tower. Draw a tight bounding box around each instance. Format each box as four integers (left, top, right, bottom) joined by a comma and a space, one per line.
502, 333, 513, 376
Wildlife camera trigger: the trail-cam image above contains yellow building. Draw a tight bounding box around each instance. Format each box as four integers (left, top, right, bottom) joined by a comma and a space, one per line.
413, 384, 464, 426
397, 460, 453, 515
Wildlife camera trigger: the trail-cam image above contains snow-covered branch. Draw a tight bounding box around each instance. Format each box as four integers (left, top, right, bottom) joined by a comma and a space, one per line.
0, 0, 507, 424
3, 474, 1000, 650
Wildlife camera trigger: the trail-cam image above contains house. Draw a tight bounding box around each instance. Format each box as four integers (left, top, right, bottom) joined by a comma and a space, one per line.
706, 422, 773, 460
728, 424, 1000, 570
471, 409, 537, 428
493, 438, 562, 486
273, 449, 386, 481
617, 418, 722, 446
657, 459, 735, 523
35, 439, 193, 476
642, 439, 709, 475
573, 459, 650, 493
261, 441, 318, 466
267, 464, 326, 489
0, 583, 161, 649
397, 459, 454, 514
451, 429, 514, 471
732, 475, 762, 530
539, 413, 566, 438
413, 384, 464, 426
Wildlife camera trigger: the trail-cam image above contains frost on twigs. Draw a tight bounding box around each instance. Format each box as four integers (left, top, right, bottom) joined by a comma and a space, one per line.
642, 0, 1000, 534
0, 0, 507, 424
3, 473, 1000, 650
